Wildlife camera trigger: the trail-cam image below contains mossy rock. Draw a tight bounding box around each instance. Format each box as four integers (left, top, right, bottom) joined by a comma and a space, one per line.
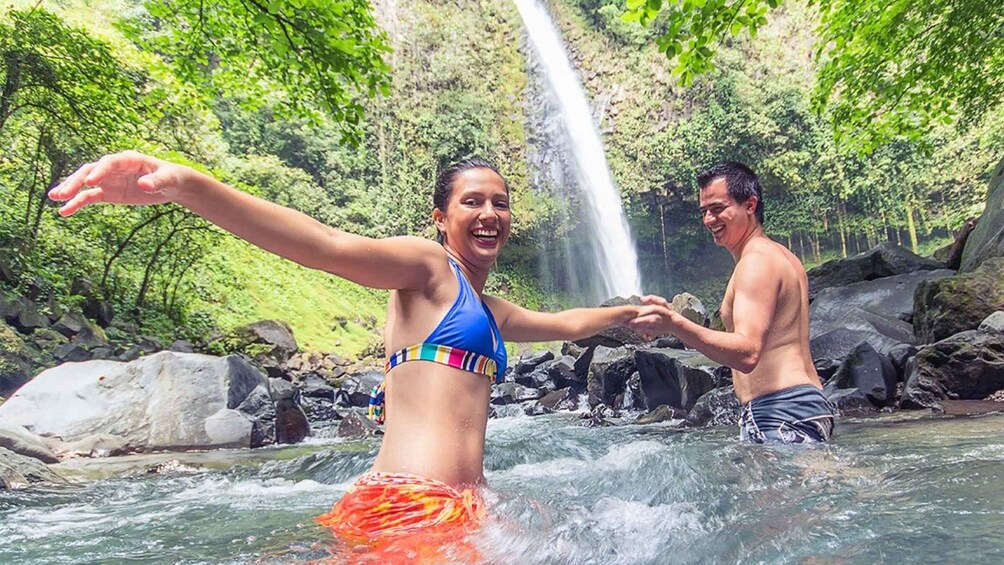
960, 157, 1004, 272
913, 258, 1004, 344
0, 322, 32, 396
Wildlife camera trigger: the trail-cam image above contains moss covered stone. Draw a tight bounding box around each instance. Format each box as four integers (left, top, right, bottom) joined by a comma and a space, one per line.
913, 257, 1004, 344
0, 322, 31, 395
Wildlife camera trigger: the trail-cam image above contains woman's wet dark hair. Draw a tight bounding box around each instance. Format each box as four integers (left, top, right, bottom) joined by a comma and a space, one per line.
433, 157, 509, 244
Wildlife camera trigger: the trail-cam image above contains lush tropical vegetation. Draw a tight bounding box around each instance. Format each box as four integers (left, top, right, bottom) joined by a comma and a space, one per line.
1, 0, 1000, 356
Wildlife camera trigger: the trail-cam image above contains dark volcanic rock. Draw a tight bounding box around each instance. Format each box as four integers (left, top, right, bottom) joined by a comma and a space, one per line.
685, 386, 741, 428
536, 387, 579, 412
636, 404, 685, 425
633, 348, 717, 411
810, 327, 905, 362
807, 242, 944, 301
829, 342, 898, 407
514, 351, 554, 375
586, 346, 636, 408
901, 330, 1004, 409
825, 387, 878, 416
913, 258, 1004, 344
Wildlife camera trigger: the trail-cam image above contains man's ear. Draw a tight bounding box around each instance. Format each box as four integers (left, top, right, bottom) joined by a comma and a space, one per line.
745, 195, 758, 216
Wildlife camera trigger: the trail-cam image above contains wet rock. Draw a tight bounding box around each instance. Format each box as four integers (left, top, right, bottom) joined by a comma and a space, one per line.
811, 266, 954, 327
807, 242, 944, 301
652, 335, 685, 349
586, 346, 636, 408
237, 385, 276, 447
887, 343, 918, 381
633, 348, 717, 412
536, 387, 579, 411
814, 358, 841, 383
0, 352, 270, 453
810, 327, 904, 361
514, 364, 555, 390
901, 330, 1004, 409
574, 297, 647, 348
0, 447, 63, 490
514, 351, 554, 375
338, 371, 384, 407
276, 397, 309, 444
337, 411, 382, 438
491, 382, 543, 405
0, 423, 58, 463
685, 386, 741, 428
580, 403, 618, 427
547, 355, 584, 392
828, 342, 898, 407
979, 311, 1004, 335
825, 387, 877, 416
572, 345, 595, 381
299, 373, 336, 400
960, 156, 1004, 272
914, 258, 1004, 343
301, 396, 342, 422
636, 404, 685, 425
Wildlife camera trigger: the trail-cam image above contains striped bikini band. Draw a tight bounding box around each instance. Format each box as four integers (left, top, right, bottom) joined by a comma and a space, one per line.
385, 343, 500, 383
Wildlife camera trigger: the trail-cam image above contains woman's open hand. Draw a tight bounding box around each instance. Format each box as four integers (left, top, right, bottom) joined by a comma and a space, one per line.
48, 151, 191, 216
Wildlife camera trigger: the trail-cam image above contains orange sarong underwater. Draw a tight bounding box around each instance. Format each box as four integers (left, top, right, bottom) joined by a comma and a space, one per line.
316, 471, 486, 563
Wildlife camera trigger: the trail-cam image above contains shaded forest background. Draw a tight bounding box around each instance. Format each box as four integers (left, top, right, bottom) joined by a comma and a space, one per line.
1, 0, 1000, 356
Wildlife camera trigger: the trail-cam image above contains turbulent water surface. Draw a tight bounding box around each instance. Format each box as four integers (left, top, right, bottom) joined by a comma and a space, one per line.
3, 412, 1004, 564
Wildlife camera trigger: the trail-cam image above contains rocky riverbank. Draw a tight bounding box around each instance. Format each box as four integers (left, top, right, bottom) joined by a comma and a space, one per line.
2, 158, 1003, 489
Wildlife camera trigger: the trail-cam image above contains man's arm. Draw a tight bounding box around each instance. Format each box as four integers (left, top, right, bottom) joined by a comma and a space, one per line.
630, 256, 779, 372
484, 295, 643, 343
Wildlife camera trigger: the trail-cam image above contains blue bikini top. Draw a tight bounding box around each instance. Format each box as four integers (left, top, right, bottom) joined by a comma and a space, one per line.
385, 258, 507, 383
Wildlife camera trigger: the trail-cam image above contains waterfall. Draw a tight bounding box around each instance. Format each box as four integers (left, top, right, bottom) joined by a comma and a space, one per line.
514, 0, 642, 303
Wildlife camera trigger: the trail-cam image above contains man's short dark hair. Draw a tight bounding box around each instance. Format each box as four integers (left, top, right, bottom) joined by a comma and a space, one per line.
697, 161, 763, 224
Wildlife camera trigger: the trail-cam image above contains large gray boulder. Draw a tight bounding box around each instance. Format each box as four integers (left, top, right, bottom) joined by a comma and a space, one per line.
806, 242, 944, 301
0, 447, 63, 490
0, 352, 271, 452
633, 348, 718, 412
810, 269, 954, 329
960, 157, 1004, 272
229, 320, 298, 377
901, 330, 1004, 409
0, 423, 58, 463
913, 258, 1004, 344
586, 346, 636, 408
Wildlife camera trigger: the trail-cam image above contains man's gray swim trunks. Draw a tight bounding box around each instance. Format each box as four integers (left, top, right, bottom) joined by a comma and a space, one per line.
738, 384, 835, 444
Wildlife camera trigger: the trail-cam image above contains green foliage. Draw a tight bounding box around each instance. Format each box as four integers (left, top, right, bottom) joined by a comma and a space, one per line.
626, 0, 1004, 151
118, 0, 392, 144
624, 0, 779, 86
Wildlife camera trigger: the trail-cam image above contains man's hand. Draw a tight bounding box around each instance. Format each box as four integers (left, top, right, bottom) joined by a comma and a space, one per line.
48, 151, 191, 216
629, 295, 679, 340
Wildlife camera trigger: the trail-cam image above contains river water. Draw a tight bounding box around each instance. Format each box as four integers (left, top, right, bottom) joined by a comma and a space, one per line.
3, 412, 1003, 564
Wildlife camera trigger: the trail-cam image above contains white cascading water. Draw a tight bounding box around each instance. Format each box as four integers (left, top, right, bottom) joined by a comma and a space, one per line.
513, 0, 642, 300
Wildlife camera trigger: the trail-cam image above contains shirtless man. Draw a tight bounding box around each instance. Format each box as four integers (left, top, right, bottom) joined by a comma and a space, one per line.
631, 161, 833, 443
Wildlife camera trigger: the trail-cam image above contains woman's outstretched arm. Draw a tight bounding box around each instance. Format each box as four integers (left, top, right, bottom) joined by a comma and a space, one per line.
484, 295, 652, 343
49, 151, 442, 291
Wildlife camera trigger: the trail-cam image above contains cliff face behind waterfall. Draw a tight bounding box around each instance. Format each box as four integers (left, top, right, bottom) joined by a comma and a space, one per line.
0, 0, 1001, 357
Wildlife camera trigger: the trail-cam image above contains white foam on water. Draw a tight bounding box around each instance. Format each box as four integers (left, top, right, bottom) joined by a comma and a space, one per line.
500, 440, 665, 480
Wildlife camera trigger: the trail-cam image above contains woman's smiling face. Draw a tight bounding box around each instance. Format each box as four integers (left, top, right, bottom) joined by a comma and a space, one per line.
434, 167, 511, 268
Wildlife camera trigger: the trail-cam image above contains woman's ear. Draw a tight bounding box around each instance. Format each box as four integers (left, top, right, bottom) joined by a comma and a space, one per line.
432, 208, 446, 236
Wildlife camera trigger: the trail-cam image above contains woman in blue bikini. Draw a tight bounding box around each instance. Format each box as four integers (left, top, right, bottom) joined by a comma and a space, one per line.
49, 152, 650, 554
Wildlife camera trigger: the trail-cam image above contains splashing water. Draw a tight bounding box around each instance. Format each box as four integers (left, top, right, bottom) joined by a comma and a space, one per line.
4, 413, 1004, 563
514, 0, 642, 302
